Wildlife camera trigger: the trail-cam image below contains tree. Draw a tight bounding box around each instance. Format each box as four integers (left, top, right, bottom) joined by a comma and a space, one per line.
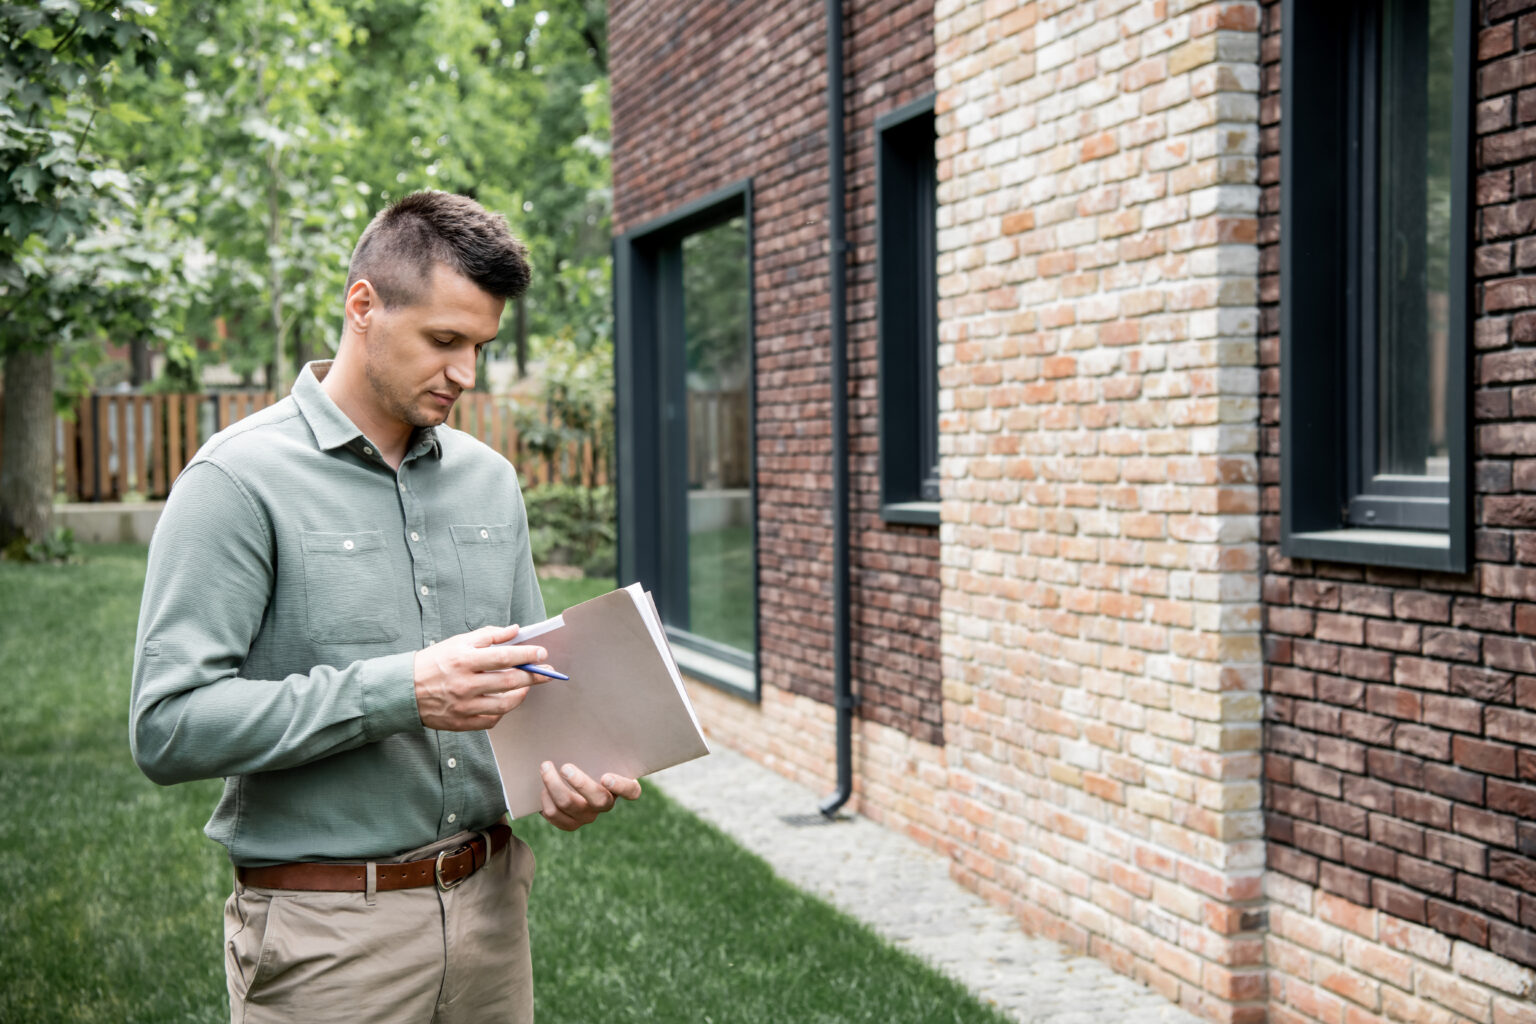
0, 0, 158, 548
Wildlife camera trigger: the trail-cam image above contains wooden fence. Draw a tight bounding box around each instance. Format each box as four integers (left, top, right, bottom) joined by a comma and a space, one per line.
0, 390, 610, 503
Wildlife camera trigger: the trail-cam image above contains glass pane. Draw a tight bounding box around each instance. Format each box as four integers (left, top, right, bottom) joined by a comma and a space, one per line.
680, 218, 754, 653
1376, 0, 1452, 479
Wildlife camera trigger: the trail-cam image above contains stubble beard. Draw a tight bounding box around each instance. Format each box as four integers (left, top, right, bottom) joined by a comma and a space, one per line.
362, 350, 450, 430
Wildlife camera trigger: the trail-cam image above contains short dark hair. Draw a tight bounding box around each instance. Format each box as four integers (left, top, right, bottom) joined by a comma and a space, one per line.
345, 191, 531, 307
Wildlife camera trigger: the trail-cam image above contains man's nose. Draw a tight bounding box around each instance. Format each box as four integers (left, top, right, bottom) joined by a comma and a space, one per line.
446, 349, 476, 391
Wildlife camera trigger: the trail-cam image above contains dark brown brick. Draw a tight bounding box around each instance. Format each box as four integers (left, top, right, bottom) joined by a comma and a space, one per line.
1294, 761, 1343, 798
1267, 606, 1314, 635
1425, 763, 1487, 805
1422, 629, 1483, 662
1371, 814, 1426, 856
1344, 835, 1396, 876
1368, 749, 1424, 788
1491, 920, 1536, 968
1373, 879, 1428, 924
1367, 684, 1421, 721
1394, 657, 1450, 691
1293, 821, 1343, 861
1427, 830, 1488, 874
1394, 724, 1452, 761
1486, 635, 1536, 672
1492, 851, 1536, 895
1316, 797, 1369, 836
1292, 579, 1340, 609
1343, 774, 1395, 812
1339, 584, 1393, 617
1455, 737, 1519, 778
1422, 694, 1484, 733
1400, 855, 1458, 897
1450, 664, 1515, 703
1456, 805, 1519, 848
1489, 778, 1536, 819
1316, 736, 1366, 774
1319, 862, 1373, 906
1453, 598, 1514, 633
1428, 900, 1491, 946
1338, 648, 1393, 682
1366, 620, 1422, 652
1341, 710, 1396, 746
1269, 843, 1318, 884
1461, 875, 1523, 922
1318, 675, 1368, 705
1397, 790, 1454, 830
1487, 705, 1536, 743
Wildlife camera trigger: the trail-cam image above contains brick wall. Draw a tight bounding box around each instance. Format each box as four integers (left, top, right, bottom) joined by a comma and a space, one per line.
932, 1, 1267, 1019
610, 0, 943, 746
1259, 0, 1536, 1020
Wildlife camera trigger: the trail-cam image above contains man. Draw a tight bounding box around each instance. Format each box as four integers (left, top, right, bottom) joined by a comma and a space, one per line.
130, 191, 639, 1023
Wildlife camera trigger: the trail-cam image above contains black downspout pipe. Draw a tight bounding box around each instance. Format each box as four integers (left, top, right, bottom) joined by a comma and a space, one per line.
819, 0, 853, 819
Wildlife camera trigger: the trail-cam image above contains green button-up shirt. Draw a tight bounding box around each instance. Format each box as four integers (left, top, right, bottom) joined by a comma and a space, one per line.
130, 362, 545, 866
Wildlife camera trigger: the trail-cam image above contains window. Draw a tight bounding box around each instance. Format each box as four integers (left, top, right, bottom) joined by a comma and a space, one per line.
876, 95, 940, 526
615, 182, 757, 696
1281, 0, 1471, 571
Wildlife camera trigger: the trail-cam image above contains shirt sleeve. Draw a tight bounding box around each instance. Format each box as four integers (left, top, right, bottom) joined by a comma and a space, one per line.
129, 461, 422, 786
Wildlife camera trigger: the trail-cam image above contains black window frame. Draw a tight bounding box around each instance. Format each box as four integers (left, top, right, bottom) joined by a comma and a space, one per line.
613, 180, 760, 698
1280, 0, 1472, 572
876, 94, 941, 527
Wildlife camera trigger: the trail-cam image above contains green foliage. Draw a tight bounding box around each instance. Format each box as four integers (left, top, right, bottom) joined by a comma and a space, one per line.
0, 0, 205, 379
524, 483, 614, 577
2, 525, 81, 564
97, 0, 616, 388
514, 329, 614, 480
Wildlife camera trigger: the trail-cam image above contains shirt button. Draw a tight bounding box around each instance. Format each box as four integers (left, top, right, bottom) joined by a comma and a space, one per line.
343, 539, 354, 550
363, 446, 373, 456
398, 481, 406, 491
480, 529, 489, 539
420, 585, 430, 597
447, 813, 457, 824
411, 531, 420, 542
447, 758, 457, 769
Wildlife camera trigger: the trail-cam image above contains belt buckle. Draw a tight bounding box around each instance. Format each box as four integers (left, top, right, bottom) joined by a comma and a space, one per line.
435, 848, 467, 892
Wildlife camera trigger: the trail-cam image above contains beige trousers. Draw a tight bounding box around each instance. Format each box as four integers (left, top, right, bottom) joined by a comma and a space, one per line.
224, 829, 536, 1024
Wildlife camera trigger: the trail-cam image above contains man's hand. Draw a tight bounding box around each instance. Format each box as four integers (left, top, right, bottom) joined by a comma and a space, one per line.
539, 761, 642, 831
413, 625, 553, 731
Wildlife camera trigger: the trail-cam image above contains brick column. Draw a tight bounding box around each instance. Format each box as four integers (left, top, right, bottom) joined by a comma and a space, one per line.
933, 1, 1266, 1020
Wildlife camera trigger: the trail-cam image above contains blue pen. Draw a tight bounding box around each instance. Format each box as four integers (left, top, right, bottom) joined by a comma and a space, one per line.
518, 663, 569, 681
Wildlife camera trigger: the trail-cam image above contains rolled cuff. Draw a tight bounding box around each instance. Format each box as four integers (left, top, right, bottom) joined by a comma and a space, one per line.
359, 650, 423, 741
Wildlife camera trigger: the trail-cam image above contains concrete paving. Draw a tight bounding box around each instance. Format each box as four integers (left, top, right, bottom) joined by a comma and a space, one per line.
653, 748, 1202, 1024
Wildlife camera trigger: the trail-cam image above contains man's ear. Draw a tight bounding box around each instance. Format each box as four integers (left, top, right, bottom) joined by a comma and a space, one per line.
344, 279, 378, 334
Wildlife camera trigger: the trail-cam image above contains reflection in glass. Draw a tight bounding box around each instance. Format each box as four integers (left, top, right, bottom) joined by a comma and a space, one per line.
1376, 0, 1452, 480
680, 217, 754, 653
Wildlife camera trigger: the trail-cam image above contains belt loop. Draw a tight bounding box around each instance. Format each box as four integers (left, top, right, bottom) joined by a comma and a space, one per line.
365, 861, 378, 906
476, 830, 493, 872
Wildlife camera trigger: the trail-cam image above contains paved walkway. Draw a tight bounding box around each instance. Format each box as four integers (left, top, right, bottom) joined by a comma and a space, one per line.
653, 748, 1202, 1024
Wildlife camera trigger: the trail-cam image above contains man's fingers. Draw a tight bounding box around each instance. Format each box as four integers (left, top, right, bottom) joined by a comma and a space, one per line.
471, 624, 522, 647
468, 642, 549, 674
600, 774, 643, 801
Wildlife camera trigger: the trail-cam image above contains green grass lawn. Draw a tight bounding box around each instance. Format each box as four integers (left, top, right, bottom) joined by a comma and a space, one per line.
0, 545, 1011, 1024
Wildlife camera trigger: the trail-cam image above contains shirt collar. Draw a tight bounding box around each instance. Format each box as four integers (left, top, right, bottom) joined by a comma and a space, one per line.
291, 361, 443, 460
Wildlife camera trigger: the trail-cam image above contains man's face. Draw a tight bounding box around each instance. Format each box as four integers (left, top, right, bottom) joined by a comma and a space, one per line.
361, 263, 504, 431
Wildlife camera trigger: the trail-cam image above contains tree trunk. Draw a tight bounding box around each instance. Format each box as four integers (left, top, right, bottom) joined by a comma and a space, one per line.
515, 295, 528, 379
0, 348, 56, 547
130, 337, 151, 386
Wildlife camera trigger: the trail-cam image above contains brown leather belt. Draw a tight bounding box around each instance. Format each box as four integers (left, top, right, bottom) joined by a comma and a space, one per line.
236, 824, 512, 893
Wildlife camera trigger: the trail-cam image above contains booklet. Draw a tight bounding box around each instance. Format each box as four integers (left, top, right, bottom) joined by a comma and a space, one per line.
485, 582, 710, 818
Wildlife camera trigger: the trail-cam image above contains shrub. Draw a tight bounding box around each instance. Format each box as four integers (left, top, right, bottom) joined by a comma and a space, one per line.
523, 484, 615, 578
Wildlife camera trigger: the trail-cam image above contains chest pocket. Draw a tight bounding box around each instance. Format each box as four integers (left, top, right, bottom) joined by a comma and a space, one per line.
451, 524, 519, 631
300, 530, 401, 644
